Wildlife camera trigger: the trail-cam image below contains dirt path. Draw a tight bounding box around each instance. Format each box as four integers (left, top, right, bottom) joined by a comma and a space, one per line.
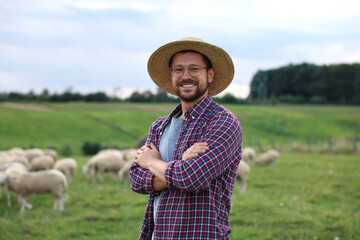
0, 102, 54, 111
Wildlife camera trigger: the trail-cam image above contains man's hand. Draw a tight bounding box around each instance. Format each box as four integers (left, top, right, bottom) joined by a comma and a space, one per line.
134, 142, 168, 188
134, 142, 161, 170
182, 142, 209, 161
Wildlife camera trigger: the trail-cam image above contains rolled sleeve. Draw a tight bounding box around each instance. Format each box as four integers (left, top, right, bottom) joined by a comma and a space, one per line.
129, 163, 156, 195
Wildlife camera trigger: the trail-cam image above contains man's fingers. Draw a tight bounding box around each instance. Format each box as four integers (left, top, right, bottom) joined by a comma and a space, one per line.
183, 153, 199, 161
150, 142, 158, 151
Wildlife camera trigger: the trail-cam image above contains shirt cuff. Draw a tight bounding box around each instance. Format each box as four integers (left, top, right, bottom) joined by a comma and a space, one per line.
164, 161, 174, 189
143, 170, 156, 193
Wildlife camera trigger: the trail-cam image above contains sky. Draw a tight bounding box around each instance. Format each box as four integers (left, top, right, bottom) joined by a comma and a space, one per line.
1, 0, 360, 99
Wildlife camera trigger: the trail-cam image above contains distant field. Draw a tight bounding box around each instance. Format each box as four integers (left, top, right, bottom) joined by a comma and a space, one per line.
0, 102, 359, 154
0, 153, 359, 239
0, 102, 359, 239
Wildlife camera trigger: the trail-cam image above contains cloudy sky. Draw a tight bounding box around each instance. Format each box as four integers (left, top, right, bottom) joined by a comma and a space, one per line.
1, 0, 359, 99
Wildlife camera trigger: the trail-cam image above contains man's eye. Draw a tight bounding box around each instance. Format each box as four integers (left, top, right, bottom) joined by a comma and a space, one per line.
190, 67, 200, 72
174, 68, 183, 72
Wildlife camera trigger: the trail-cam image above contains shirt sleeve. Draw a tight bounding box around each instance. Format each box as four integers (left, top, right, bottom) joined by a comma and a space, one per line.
128, 118, 163, 195
164, 111, 242, 193
128, 162, 157, 195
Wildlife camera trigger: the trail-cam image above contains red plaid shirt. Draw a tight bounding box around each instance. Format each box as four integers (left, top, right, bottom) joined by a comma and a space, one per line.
129, 95, 242, 240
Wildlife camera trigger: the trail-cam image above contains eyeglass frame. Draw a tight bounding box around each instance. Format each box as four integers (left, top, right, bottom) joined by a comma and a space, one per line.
169, 64, 208, 78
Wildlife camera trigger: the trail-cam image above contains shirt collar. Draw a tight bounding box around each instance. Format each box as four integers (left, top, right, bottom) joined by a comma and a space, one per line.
167, 94, 213, 120
185, 94, 213, 119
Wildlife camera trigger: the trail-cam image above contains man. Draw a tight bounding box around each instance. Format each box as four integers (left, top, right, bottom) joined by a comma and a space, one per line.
129, 37, 242, 239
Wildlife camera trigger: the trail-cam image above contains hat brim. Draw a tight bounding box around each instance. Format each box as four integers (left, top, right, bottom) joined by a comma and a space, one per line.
147, 38, 234, 96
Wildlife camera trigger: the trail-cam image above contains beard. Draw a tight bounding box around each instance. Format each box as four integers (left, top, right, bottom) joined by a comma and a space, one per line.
174, 78, 210, 103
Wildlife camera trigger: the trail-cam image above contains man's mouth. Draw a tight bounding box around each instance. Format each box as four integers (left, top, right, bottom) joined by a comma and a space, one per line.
181, 84, 195, 88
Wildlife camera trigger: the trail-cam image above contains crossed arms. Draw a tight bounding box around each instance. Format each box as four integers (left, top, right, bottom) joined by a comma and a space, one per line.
133, 142, 209, 191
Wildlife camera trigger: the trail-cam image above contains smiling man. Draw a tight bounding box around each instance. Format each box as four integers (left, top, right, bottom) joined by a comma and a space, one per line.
129, 37, 243, 240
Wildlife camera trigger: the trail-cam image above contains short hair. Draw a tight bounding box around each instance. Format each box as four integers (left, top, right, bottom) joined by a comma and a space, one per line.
168, 50, 213, 70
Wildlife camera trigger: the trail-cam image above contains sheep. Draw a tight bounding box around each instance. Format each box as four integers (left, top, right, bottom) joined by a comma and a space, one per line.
0, 162, 18, 199
242, 147, 256, 163
29, 155, 55, 171
0, 160, 29, 199
236, 160, 251, 194
122, 148, 138, 162
118, 148, 138, 181
82, 150, 125, 182
5, 155, 30, 169
54, 158, 77, 183
255, 149, 280, 166
44, 148, 58, 162
0, 149, 30, 169
6, 147, 26, 157
118, 160, 133, 181
24, 148, 44, 162
10, 169, 68, 213
1, 162, 28, 207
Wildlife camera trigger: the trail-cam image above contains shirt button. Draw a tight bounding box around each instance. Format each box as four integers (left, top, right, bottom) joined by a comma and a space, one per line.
192, 116, 195, 119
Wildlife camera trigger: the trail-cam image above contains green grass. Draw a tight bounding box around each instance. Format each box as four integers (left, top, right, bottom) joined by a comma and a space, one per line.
1, 153, 359, 239
0, 102, 359, 154
0, 102, 359, 239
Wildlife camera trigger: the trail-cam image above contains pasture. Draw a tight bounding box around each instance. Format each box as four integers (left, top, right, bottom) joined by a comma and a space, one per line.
0, 102, 359, 239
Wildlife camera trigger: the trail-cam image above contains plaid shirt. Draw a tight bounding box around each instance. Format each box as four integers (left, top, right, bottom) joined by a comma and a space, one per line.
129, 95, 242, 240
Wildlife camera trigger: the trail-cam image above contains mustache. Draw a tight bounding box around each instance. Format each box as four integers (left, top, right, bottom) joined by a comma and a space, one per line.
178, 79, 196, 85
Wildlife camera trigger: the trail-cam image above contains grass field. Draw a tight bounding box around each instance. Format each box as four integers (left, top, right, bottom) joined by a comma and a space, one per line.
1, 153, 359, 239
0, 102, 359, 239
0, 102, 359, 154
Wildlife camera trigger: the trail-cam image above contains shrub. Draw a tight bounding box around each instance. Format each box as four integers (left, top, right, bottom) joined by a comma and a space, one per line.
82, 141, 101, 156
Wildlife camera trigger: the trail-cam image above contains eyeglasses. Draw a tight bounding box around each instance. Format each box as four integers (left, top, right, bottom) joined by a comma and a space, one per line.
169, 64, 207, 78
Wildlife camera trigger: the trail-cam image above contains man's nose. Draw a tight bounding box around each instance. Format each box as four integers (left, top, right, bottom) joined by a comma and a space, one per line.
182, 69, 192, 78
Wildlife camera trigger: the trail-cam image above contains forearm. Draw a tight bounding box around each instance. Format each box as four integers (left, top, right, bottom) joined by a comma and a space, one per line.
152, 176, 167, 191
148, 158, 169, 191
133, 143, 169, 192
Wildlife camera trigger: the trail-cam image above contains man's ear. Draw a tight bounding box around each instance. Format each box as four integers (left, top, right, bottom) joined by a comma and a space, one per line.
207, 68, 215, 83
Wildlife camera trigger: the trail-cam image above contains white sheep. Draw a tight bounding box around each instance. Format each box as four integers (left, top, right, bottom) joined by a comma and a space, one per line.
11, 169, 68, 213
5, 155, 30, 169
44, 148, 58, 162
118, 160, 133, 181
255, 149, 280, 166
242, 147, 256, 163
5, 147, 27, 157
122, 148, 138, 162
118, 148, 138, 181
0, 162, 21, 199
24, 148, 44, 162
54, 158, 77, 183
82, 150, 125, 182
29, 155, 55, 171
236, 160, 251, 194
1, 162, 28, 207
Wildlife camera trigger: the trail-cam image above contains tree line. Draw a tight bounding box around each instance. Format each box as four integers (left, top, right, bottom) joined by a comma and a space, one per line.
1, 62, 359, 104
249, 62, 360, 104
0, 87, 247, 104
0, 88, 176, 103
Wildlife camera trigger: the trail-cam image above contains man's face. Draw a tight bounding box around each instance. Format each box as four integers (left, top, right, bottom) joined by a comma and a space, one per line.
171, 52, 214, 103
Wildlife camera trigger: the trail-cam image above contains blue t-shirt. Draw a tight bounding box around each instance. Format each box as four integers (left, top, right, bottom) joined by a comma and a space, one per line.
153, 115, 184, 228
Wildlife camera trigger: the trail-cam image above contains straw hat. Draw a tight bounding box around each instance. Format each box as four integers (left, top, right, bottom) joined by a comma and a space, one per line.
147, 37, 234, 96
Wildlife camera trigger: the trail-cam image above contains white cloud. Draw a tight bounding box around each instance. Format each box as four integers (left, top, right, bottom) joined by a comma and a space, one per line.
281, 42, 360, 64
219, 84, 250, 99
0, 0, 359, 94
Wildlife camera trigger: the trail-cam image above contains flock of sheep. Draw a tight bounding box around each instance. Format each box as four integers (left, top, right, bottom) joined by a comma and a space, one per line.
236, 147, 280, 194
0, 147, 136, 213
0, 145, 279, 213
